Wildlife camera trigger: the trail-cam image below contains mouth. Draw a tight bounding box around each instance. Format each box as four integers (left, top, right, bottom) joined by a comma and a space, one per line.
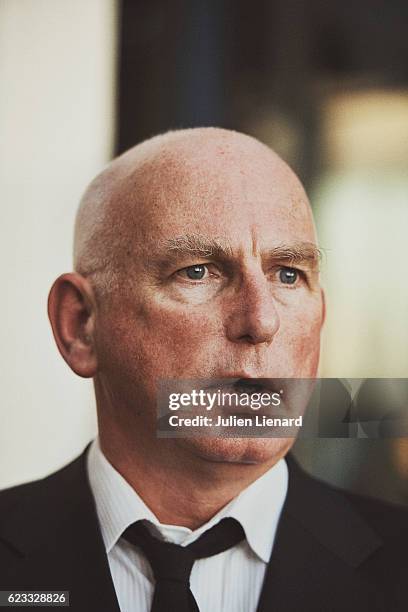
204, 376, 282, 395
199, 377, 285, 417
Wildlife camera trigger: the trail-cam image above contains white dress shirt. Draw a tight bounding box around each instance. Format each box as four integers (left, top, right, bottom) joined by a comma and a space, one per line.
87, 439, 288, 612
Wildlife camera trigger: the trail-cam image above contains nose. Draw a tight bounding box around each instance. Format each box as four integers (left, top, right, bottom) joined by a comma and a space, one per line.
224, 273, 280, 345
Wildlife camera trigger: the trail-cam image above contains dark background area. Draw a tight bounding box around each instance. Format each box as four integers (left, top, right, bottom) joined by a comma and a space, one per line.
117, 0, 408, 186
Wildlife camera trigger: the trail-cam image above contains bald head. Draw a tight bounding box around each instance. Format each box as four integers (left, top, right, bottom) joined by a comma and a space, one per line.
73, 127, 315, 294
51, 126, 324, 473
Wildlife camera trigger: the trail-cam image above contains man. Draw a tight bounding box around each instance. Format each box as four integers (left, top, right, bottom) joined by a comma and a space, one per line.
0, 128, 406, 611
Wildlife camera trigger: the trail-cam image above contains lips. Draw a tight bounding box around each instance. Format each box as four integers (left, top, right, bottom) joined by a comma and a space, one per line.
204, 376, 281, 395
197, 377, 285, 417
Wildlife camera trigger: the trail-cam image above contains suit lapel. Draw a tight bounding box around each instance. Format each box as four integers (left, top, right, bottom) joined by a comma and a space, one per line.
1, 450, 390, 612
257, 455, 384, 612
0, 450, 120, 612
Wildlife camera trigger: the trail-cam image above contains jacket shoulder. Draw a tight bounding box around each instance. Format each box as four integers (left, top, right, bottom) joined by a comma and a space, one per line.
0, 451, 88, 520
305, 467, 408, 532
342, 487, 408, 539
287, 454, 408, 551
0, 476, 48, 506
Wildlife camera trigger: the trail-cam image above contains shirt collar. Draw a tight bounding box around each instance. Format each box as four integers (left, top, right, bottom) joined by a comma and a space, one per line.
219, 457, 288, 562
87, 438, 288, 563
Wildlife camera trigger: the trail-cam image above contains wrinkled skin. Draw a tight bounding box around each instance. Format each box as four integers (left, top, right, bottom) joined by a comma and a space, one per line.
49, 128, 325, 526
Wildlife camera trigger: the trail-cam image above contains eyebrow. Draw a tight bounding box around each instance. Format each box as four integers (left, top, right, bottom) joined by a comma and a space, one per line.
163, 234, 234, 259
150, 234, 321, 270
265, 243, 322, 267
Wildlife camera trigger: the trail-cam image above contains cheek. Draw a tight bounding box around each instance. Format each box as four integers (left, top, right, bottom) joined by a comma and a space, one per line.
97, 290, 323, 384
149, 303, 217, 347
109, 299, 222, 379
276, 301, 323, 373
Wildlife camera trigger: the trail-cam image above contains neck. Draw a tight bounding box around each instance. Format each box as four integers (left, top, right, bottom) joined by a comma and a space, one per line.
98, 423, 280, 530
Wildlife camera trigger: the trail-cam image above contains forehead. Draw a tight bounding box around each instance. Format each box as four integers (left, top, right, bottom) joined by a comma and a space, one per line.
120, 146, 316, 252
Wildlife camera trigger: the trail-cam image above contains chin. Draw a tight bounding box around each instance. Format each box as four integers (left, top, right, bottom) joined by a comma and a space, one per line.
176, 436, 294, 465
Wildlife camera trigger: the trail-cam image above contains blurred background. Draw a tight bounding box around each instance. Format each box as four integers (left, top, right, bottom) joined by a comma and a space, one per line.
1, 0, 407, 504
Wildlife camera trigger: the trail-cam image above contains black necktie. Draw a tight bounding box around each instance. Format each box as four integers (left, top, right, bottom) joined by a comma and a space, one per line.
123, 517, 245, 612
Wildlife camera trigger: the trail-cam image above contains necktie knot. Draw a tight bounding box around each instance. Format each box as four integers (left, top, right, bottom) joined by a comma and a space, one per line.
127, 527, 196, 583
123, 517, 245, 611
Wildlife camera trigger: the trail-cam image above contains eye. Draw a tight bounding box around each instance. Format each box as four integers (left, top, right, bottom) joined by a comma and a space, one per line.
279, 267, 299, 285
181, 264, 208, 280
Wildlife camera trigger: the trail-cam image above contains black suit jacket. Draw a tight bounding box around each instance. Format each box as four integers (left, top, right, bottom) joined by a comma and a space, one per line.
0, 450, 407, 612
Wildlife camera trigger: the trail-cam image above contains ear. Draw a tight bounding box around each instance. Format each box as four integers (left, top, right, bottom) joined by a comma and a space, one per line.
47, 272, 98, 378
320, 288, 326, 327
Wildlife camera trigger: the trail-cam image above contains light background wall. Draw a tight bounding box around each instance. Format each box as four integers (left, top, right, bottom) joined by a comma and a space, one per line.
315, 90, 408, 379
0, 0, 117, 488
